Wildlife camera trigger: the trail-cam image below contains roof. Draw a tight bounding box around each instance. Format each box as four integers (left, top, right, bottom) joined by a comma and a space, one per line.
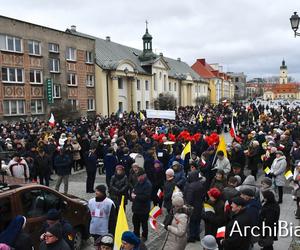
66, 30, 203, 81
264, 83, 300, 94
191, 59, 216, 79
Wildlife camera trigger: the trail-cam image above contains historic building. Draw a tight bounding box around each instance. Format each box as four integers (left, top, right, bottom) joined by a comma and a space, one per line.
67, 26, 209, 115
0, 15, 96, 120
227, 72, 247, 100
191, 59, 235, 104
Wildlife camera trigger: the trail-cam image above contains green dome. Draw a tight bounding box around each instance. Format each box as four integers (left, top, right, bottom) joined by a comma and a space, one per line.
142, 28, 152, 40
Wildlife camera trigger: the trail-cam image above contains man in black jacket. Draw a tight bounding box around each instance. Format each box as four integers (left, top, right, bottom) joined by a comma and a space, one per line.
221, 197, 252, 250
34, 149, 51, 186
131, 168, 152, 242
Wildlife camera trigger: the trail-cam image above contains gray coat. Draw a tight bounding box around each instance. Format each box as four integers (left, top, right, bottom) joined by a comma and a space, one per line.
271, 156, 287, 187
162, 212, 188, 250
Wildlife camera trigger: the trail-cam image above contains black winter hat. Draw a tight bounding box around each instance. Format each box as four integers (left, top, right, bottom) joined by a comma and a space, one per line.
95, 184, 106, 194
47, 223, 63, 239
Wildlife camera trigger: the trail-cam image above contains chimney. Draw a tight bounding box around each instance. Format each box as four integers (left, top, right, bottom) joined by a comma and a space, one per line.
197, 58, 206, 65
159, 52, 163, 57
177, 57, 181, 62
106, 36, 111, 42
71, 25, 76, 31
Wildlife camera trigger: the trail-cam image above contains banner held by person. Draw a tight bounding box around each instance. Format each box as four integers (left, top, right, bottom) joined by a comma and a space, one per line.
114, 196, 128, 250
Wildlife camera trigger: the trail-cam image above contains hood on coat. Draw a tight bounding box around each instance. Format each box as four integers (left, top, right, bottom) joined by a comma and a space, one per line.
242, 175, 256, 186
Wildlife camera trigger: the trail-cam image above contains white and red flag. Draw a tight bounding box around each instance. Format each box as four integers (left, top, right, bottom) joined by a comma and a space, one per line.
230, 112, 242, 143
216, 226, 226, 238
149, 206, 162, 218
49, 113, 55, 127
157, 189, 164, 199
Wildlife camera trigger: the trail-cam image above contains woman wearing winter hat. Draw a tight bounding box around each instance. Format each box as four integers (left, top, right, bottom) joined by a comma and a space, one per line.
162, 195, 188, 250
94, 234, 114, 250
202, 188, 225, 237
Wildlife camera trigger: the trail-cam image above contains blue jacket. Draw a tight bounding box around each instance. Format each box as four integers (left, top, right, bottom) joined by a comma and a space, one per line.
54, 154, 72, 176
173, 166, 186, 190
246, 198, 262, 226
104, 153, 118, 178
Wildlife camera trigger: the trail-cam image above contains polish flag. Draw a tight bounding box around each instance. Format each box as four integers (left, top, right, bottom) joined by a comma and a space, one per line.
149, 206, 162, 219
224, 200, 231, 213
157, 189, 164, 199
149, 217, 158, 230
216, 226, 226, 238
49, 113, 55, 127
230, 115, 242, 143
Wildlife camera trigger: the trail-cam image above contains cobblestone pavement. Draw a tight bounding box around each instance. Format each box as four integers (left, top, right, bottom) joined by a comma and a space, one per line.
50, 133, 298, 249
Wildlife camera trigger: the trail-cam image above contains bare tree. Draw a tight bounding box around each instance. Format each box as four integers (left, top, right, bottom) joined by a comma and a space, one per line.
153, 93, 177, 110
50, 101, 80, 122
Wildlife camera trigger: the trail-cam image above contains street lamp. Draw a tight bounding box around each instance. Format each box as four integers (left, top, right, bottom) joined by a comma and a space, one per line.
290, 12, 300, 37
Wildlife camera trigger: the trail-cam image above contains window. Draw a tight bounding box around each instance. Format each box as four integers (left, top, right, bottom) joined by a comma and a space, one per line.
159, 72, 162, 79
49, 58, 60, 73
0, 198, 12, 232
53, 84, 61, 98
21, 189, 62, 218
169, 82, 172, 91
69, 99, 78, 110
87, 98, 95, 111
29, 70, 42, 84
86, 51, 93, 63
2, 67, 24, 83
48, 43, 59, 53
174, 82, 177, 91
3, 100, 25, 115
86, 75, 95, 87
163, 75, 167, 91
31, 100, 44, 114
137, 101, 141, 111
137, 79, 141, 90
66, 47, 76, 61
146, 101, 149, 109
0, 35, 22, 52
145, 80, 149, 91
118, 102, 123, 112
118, 78, 123, 89
67, 73, 77, 86
235, 77, 239, 82
28, 40, 41, 55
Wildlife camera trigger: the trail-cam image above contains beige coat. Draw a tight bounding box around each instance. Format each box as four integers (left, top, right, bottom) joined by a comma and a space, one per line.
162, 212, 188, 250
72, 142, 81, 160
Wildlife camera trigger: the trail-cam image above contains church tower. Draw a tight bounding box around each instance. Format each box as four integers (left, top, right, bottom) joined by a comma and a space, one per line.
139, 21, 157, 62
279, 59, 288, 84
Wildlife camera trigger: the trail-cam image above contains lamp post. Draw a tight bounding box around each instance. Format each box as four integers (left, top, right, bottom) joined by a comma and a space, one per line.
290, 12, 300, 37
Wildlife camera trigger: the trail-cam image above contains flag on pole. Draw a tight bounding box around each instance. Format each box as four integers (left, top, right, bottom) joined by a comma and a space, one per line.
230, 116, 236, 138
140, 112, 146, 121
149, 206, 162, 219
149, 217, 158, 230
199, 114, 204, 123
181, 141, 191, 160
49, 113, 55, 127
216, 226, 226, 238
264, 167, 271, 175
203, 203, 215, 213
216, 135, 227, 158
285, 170, 293, 180
114, 196, 129, 250
157, 189, 164, 199
224, 200, 231, 213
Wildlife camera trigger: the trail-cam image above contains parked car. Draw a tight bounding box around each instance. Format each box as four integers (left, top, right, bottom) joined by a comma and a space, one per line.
0, 176, 91, 250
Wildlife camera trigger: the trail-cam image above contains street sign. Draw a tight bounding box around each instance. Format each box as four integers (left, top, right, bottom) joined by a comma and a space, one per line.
46, 78, 53, 104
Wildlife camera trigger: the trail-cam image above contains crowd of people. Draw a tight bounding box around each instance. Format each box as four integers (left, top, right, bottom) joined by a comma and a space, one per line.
0, 102, 300, 249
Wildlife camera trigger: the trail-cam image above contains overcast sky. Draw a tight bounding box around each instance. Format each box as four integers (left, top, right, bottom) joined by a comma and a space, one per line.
2, 0, 300, 80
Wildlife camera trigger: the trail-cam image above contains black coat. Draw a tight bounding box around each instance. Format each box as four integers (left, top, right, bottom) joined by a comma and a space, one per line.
34, 154, 51, 176
109, 173, 129, 206
259, 201, 280, 239
54, 154, 72, 176
184, 172, 205, 220
222, 209, 252, 250
132, 178, 152, 214
39, 239, 71, 250
163, 179, 176, 211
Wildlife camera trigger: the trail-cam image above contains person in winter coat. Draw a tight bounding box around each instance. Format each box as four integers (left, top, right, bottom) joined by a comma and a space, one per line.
162, 196, 188, 250
247, 140, 262, 180
260, 177, 276, 205
212, 151, 231, 175
230, 143, 246, 171
258, 190, 280, 250
54, 148, 72, 194
104, 147, 118, 187
40, 223, 71, 250
221, 197, 252, 250
7, 153, 30, 181
120, 231, 147, 250
223, 176, 240, 202
293, 162, 300, 218
119, 147, 134, 177
109, 165, 129, 211
210, 170, 227, 192
71, 138, 82, 171
128, 163, 143, 197
163, 169, 176, 213
34, 148, 51, 186
131, 169, 152, 241
227, 163, 246, 183
88, 185, 116, 241
236, 175, 260, 200
148, 160, 165, 207
0, 215, 33, 250
184, 171, 205, 242
85, 147, 98, 193
202, 187, 225, 236
171, 161, 186, 190
270, 151, 287, 204
262, 146, 277, 178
